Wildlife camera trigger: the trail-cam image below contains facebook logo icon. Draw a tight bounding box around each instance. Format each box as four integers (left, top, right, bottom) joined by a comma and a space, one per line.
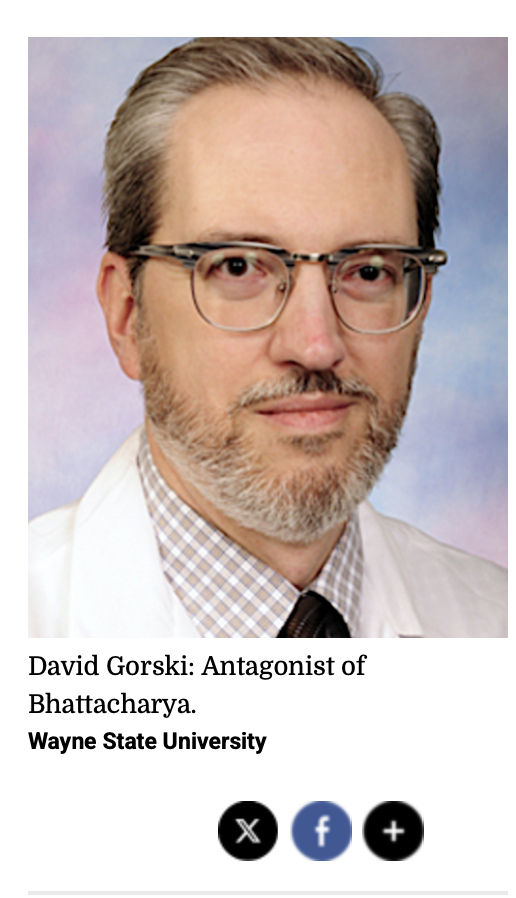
315, 815, 331, 846
292, 801, 352, 860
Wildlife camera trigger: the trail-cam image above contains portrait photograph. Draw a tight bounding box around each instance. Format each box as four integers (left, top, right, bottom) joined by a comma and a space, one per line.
29, 37, 507, 638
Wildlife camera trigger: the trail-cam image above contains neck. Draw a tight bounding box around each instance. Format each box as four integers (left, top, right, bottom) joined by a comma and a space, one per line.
146, 423, 346, 589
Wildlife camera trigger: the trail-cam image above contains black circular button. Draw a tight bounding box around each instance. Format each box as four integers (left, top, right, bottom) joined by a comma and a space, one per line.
363, 801, 423, 860
218, 801, 278, 860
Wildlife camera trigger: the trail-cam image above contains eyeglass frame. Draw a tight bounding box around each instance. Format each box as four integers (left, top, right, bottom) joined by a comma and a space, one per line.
127, 241, 448, 335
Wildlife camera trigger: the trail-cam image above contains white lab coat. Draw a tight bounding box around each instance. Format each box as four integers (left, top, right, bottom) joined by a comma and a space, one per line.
29, 429, 507, 638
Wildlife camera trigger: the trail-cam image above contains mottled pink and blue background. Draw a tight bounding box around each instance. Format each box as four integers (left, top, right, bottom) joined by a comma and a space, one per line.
29, 37, 507, 567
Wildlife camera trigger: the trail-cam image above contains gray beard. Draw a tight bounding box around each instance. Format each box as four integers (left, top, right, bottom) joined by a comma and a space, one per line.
137, 316, 415, 545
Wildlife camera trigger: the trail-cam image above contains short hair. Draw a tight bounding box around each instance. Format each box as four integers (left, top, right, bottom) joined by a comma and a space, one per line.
103, 37, 441, 270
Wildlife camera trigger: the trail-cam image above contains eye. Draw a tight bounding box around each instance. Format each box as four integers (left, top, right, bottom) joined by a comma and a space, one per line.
208, 251, 263, 280
334, 252, 402, 303
196, 247, 287, 305
357, 264, 387, 282
222, 256, 250, 277
344, 260, 393, 288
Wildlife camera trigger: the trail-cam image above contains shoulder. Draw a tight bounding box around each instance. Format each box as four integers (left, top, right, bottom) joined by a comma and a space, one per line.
359, 502, 507, 637
29, 429, 142, 636
29, 428, 141, 552
30, 500, 78, 548
29, 501, 79, 636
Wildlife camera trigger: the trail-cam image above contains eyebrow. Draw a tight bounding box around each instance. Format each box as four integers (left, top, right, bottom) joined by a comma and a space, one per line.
193, 231, 418, 249
195, 230, 282, 246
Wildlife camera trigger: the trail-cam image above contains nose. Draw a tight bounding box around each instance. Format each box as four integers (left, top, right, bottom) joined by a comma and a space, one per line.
267, 261, 347, 370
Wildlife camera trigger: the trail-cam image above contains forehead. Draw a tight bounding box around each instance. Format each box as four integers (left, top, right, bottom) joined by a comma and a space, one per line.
159, 79, 417, 248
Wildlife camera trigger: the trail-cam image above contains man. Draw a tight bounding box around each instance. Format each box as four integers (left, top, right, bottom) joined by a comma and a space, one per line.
29, 37, 507, 638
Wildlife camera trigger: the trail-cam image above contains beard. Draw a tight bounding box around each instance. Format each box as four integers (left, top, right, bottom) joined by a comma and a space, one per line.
136, 312, 418, 545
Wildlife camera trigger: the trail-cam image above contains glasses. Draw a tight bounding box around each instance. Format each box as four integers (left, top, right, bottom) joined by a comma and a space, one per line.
129, 241, 447, 334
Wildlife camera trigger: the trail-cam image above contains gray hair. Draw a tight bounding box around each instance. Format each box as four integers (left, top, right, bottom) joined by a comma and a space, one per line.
103, 37, 441, 271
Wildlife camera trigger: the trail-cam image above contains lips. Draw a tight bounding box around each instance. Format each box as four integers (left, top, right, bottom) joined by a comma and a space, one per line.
256, 393, 355, 430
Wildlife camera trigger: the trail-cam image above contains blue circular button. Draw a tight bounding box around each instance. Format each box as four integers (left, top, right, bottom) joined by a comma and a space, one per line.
292, 801, 352, 860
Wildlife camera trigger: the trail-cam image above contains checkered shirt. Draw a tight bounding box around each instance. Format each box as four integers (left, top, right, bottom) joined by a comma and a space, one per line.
138, 431, 363, 638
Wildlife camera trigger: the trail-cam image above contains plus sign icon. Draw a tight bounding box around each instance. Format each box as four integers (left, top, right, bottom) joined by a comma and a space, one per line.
363, 801, 424, 860
292, 801, 352, 860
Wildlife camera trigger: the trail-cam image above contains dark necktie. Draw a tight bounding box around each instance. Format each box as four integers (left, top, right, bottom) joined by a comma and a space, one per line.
277, 590, 351, 637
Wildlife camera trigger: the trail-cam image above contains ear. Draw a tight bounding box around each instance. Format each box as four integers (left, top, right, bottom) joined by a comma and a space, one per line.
97, 252, 141, 381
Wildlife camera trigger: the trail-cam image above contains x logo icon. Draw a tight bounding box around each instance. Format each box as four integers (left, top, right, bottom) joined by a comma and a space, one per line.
235, 817, 260, 843
219, 802, 277, 859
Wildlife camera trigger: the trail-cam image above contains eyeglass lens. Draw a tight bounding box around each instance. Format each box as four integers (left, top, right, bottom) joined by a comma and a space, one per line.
192, 247, 424, 332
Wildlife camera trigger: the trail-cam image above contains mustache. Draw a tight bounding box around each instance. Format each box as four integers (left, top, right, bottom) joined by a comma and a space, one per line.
229, 370, 379, 413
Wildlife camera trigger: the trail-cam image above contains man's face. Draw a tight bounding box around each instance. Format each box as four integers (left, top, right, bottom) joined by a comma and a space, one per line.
135, 80, 424, 544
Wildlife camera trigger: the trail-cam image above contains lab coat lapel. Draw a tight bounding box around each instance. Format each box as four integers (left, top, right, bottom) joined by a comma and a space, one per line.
67, 431, 200, 638
358, 502, 424, 638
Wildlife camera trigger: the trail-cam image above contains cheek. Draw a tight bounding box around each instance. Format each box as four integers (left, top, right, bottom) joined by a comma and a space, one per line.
145, 294, 267, 408
347, 330, 419, 402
